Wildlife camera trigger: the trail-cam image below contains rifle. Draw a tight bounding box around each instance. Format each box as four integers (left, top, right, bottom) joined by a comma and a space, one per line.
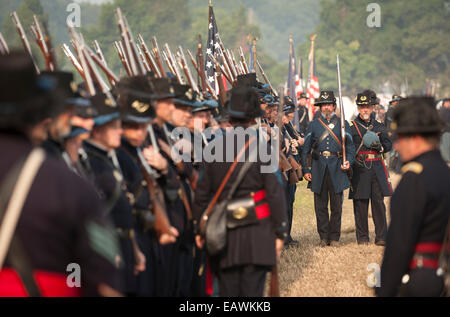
115, 8, 138, 76
31, 15, 55, 71
43, 21, 57, 71
276, 88, 293, 181
11, 12, 40, 74
226, 49, 238, 80
178, 46, 200, 93
151, 37, 167, 78
62, 43, 85, 78
138, 34, 161, 77
162, 50, 175, 76
238, 46, 249, 74
93, 40, 107, 67
207, 53, 232, 86
164, 43, 184, 84
256, 59, 277, 97
69, 27, 95, 96
136, 44, 151, 73
84, 44, 119, 87
270, 265, 280, 297
114, 41, 132, 77
230, 50, 243, 75
336, 55, 346, 164
136, 148, 174, 239
0, 32, 9, 55
187, 48, 217, 99
215, 34, 235, 84
197, 35, 208, 95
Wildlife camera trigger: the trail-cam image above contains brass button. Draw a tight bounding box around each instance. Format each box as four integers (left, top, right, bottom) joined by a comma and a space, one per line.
233, 207, 248, 219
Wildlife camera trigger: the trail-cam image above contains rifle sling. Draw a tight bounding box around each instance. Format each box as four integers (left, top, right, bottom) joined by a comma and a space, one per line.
318, 118, 342, 150
313, 117, 339, 150
199, 136, 255, 231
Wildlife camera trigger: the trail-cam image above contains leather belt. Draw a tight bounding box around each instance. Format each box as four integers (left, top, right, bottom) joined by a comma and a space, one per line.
357, 151, 382, 161
319, 151, 341, 158
409, 242, 443, 270
116, 228, 135, 239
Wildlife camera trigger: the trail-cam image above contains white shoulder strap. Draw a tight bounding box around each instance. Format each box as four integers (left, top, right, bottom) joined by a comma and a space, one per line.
0, 148, 46, 269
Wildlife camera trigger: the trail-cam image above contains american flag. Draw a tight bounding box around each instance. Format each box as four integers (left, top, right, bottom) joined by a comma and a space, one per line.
295, 58, 305, 100
306, 42, 320, 119
287, 36, 299, 129
205, 3, 219, 91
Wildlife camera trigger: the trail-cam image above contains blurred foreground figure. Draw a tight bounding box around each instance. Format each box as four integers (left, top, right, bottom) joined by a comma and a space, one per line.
193, 86, 288, 297
0, 52, 121, 297
377, 96, 450, 297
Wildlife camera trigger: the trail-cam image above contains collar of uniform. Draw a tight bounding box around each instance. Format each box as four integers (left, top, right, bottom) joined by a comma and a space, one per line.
83, 139, 109, 156
408, 149, 442, 165
120, 137, 138, 157
357, 114, 372, 126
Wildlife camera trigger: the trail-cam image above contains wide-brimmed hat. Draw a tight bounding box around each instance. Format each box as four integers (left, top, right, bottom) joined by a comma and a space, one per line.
148, 77, 180, 100
227, 86, 264, 120
314, 90, 336, 106
391, 96, 443, 134
0, 52, 64, 128
389, 94, 403, 104
115, 75, 154, 123
283, 96, 295, 114
91, 93, 120, 127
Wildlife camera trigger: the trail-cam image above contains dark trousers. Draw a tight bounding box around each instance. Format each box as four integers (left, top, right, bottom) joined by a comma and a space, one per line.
313, 167, 343, 242
353, 173, 387, 243
287, 183, 297, 241
217, 265, 270, 297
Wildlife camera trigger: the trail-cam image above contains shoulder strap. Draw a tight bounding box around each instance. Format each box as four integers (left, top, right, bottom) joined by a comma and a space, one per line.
353, 120, 363, 139
199, 136, 256, 228
226, 146, 257, 200
299, 108, 307, 124
318, 117, 342, 149
0, 148, 46, 296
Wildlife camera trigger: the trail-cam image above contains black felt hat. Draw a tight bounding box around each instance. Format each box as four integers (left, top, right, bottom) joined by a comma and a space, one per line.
356, 92, 371, 106
227, 86, 263, 119
236, 73, 258, 88
391, 96, 443, 134
283, 96, 295, 114
148, 77, 180, 100
314, 90, 336, 106
115, 75, 155, 123
0, 52, 64, 128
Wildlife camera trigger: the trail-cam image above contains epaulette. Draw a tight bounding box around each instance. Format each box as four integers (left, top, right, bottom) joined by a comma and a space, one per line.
401, 162, 423, 175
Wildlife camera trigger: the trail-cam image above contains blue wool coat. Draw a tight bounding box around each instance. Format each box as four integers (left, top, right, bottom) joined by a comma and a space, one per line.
301, 114, 355, 194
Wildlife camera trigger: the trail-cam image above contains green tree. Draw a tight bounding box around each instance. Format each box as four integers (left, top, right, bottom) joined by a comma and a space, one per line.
297, 0, 450, 98
2, 0, 48, 69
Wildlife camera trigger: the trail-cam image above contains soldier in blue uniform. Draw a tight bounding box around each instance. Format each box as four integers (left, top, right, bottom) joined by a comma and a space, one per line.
385, 95, 403, 173
147, 77, 196, 296
301, 91, 355, 247
193, 86, 288, 296
349, 92, 393, 245
296, 92, 310, 136
83, 93, 146, 295
376, 96, 450, 297
281, 97, 301, 246
0, 52, 121, 297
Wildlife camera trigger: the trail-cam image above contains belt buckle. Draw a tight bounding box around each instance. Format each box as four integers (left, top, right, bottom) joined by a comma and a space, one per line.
368, 154, 375, 159
322, 151, 331, 158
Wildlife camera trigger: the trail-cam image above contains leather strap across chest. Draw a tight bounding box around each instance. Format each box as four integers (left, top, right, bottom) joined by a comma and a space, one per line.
318, 118, 342, 149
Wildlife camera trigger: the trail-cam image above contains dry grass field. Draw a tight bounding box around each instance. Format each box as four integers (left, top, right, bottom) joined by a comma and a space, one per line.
272, 173, 402, 297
